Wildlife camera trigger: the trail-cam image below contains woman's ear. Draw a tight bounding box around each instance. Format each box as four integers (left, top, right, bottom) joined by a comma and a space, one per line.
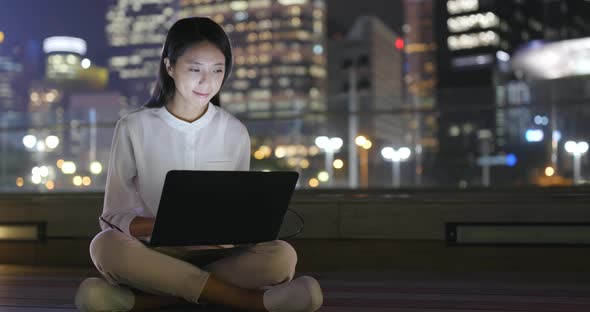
164, 58, 173, 76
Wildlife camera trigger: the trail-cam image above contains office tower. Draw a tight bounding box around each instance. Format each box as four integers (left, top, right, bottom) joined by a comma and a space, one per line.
105, 0, 178, 108
328, 15, 403, 187
0, 33, 26, 112
178, 0, 327, 178
178, 0, 327, 119
22, 35, 110, 191
403, 0, 438, 185
434, 0, 590, 186
67, 91, 124, 190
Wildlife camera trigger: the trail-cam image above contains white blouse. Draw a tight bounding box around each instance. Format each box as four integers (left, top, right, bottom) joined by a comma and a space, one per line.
100, 102, 251, 235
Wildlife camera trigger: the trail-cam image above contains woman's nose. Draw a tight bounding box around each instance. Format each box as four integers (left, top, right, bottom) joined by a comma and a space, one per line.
198, 72, 210, 85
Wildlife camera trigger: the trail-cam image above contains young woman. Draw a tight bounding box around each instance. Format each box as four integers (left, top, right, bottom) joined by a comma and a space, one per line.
75, 17, 323, 312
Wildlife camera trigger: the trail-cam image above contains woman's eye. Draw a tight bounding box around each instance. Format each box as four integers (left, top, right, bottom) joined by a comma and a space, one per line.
189, 69, 200, 72
214, 69, 224, 73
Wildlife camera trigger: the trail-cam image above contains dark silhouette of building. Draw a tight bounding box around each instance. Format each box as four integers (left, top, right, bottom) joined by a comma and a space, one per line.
434, 0, 590, 186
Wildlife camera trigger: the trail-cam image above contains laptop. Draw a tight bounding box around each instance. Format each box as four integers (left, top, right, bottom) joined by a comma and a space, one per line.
140, 170, 299, 248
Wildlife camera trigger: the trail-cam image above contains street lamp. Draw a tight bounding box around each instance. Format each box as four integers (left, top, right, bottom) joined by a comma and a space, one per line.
381, 146, 411, 188
315, 136, 343, 186
355, 135, 372, 188
564, 140, 589, 185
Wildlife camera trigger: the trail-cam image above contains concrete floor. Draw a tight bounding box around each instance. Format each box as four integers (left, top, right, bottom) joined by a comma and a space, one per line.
1, 265, 590, 311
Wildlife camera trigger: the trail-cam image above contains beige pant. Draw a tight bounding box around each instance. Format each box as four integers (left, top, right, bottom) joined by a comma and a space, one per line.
89, 229, 298, 304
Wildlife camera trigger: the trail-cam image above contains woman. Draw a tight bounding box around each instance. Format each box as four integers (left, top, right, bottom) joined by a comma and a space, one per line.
75, 17, 323, 312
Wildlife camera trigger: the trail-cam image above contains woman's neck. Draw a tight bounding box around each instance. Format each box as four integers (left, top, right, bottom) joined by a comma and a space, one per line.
165, 97, 209, 123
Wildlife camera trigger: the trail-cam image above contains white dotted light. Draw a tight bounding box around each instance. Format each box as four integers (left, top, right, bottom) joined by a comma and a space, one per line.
45, 135, 60, 149
61, 161, 77, 174
314, 136, 329, 149
23, 135, 37, 148
39, 166, 49, 178
81, 58, 91, 69
317, 171, 329, 182
381, 147, 412, 162
36, 141, 46, 152
313, 44, 323, 55
90, 161, 103, 174
329, 137, 343, 150
274, 146, 286, 158
579, 142, 589, 154
398, 147, 412, 160
565, 141, 589, 155
31, 175, 42, 184
381, 147, 395, 160
355, 136, 367, 146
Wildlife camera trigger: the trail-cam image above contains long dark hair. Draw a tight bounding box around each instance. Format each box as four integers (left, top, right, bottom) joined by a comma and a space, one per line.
144, 17, 233, 108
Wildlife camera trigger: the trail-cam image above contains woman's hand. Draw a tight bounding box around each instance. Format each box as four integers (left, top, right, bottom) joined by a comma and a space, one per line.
129, 217, 156, 238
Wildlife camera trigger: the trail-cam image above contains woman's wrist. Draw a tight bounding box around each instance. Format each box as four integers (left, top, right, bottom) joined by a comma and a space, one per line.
129, 217, 156, 238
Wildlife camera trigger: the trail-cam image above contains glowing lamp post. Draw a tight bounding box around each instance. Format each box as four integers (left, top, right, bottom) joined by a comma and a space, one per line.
355, 136, 372, 188
381, 147, 411, 188
564, 141, 588, 185
315, 136, 343, 186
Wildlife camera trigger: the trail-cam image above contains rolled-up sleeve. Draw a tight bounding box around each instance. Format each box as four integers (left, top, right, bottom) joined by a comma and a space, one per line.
100, 118, 142, 235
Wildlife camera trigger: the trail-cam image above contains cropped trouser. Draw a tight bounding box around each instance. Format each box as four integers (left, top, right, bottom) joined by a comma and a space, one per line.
89, 229, 298, 303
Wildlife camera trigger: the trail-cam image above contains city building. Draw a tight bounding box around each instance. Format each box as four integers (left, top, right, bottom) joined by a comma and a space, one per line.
22, 35, 110, 192
179, 0, 327, 118
328, 15, 404, 187
67, 91, 125, 190
0, 32, 27, 112
433, 0, 590, 186
506, 36, 590, 185
403, 0, 438, 186
105, 0, 178, 108
178, 0, 328, 182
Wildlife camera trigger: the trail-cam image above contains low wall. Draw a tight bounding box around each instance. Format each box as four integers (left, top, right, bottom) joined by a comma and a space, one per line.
0, 187, 589, 271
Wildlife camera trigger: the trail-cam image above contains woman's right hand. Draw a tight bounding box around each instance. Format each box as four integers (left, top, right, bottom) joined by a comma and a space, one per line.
129, 217, 156, 238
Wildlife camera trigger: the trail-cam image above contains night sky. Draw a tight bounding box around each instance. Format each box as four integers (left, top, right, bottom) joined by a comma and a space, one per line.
0, 0, 403, 66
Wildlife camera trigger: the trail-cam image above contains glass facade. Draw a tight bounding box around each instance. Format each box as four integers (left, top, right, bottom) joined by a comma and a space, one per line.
106, 0, 178, 107
178, 0, 328, 181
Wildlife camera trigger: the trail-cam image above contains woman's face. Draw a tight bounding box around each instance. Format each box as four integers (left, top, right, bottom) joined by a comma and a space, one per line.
166, 41, 226, 108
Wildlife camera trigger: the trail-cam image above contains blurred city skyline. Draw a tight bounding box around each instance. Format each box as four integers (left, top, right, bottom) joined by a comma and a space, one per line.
0, 0, 403, 67
1, 0, 589, 192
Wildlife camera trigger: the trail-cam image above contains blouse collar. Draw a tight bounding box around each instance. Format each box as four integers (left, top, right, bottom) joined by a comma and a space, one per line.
157, 102, 217, 133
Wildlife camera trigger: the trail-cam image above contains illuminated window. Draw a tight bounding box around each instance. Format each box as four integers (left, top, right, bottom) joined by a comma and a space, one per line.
247, 69, 257, 78
235, 68, 247, 78
234, 11, 248, 22
248, 55, 259, 64
259, 31, 272, 40
235, 56, 246, 65
248, 21, 258, 30
259, 54, 271, 63
258, 19, 272, 29
260, 78, 272, 87
259, 42, 272, 51
233, 80, 250, 90
447, 12, 500, 33
279, 77, 291, 87
236, 23, 246, 32
447, 0, 479, 15
447, 31, 500, 50
313, 9, 322, 19
291, 17, 302, 27
314, 21, 323, 34
247, 33, 258, 42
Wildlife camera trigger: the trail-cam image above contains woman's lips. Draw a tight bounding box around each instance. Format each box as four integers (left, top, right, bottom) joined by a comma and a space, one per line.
193, 91, 209, 98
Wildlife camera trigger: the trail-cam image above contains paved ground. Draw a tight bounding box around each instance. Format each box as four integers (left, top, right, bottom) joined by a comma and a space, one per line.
1, 265, 590, 311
